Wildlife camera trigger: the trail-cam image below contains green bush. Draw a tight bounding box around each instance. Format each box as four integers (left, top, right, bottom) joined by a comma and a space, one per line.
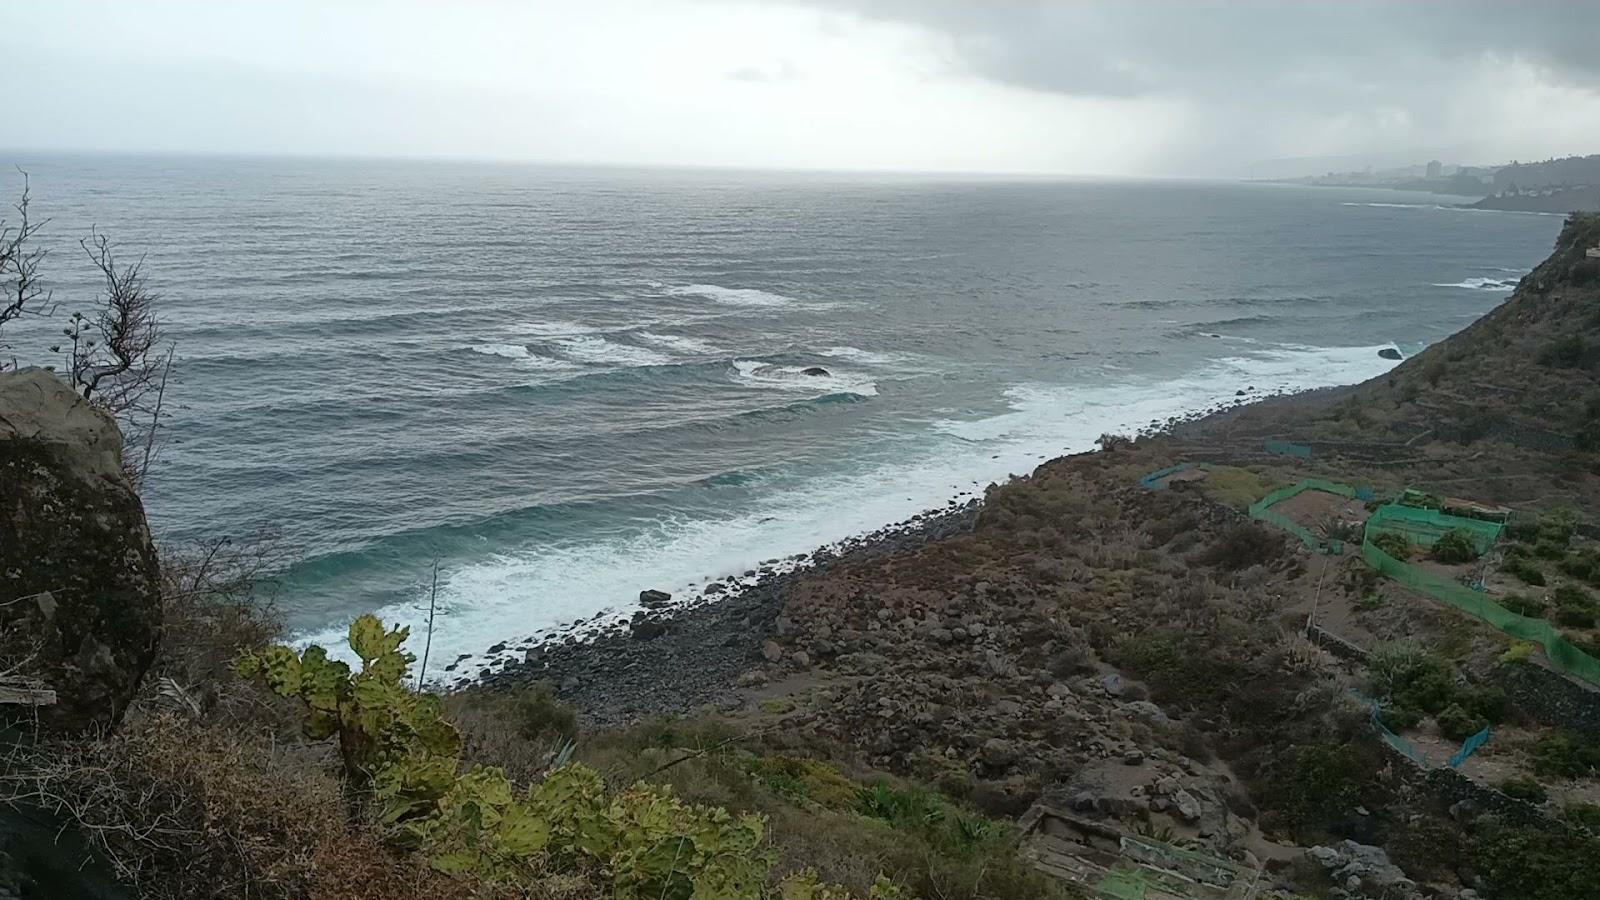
1257, 742, 1376, 840
1436, 704, 1487, 742
1432, 529, 1480, 564
237, 616, 870, 900
1554, 606, 1597, 628
1372, 531, 1413, 561
1565, 801, 1600, 833
1539, 334, 1598, 369
1535, 540, 1569, 561
510, 682, 578, 741
1499, 594, 1546, 618
1367, 643, 1456, 715
1504, 516, 1542, 544
1473, 822, 1600, 900
1506, 558, 1547, 586
1532, 730, 1600, 779
1499, 775, 1548, 804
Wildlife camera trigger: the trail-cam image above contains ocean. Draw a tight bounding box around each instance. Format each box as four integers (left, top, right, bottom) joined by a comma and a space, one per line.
0, 155, 1564, 670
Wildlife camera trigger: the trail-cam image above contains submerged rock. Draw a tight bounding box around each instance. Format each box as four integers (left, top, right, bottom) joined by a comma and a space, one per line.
801, 366, 830, 377
0, 369, 161, 735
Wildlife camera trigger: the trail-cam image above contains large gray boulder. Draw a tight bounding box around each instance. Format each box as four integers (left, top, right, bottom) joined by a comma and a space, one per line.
0, 368, 161, 734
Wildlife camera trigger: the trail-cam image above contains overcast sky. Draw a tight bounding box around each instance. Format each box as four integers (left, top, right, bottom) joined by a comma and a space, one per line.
5, 0, 1599, 177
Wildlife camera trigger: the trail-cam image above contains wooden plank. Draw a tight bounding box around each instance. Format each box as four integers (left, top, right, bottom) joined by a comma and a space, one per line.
0, 686, 56, 706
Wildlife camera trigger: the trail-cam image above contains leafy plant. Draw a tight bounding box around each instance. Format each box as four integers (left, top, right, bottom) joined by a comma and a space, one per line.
1499, 775, 1548, 804
1506, 558, 1547, 587
1436, 704, 1486, 742
1500, 641, 1538, 665
1499, 594, 1546, 618
238, 616, 845, 899
1372, 531, 1413, 561
1432, 529, 1480, 564
1532, 730, 1600, 779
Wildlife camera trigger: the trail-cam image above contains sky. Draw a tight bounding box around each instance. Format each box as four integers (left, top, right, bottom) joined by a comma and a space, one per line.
5, 0, 1600, 177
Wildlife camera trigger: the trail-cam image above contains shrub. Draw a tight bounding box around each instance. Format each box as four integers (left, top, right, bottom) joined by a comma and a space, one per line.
1499, 775, 1548, 804
1559, 554, 1596, 580
1564, 801, 1600, 833
1193, 523, 1284, 570
1499, 594, 1546, 618
1553, 583, 1595, 610
1555, 606, 1596, 628
1367, 643, 1455, 715
1532, 730, 1600, 779
1473, 822, 1600, 900
1256, 742, 1376, 840
1436, 704, 1486, 742
1500, 641, 1538, 665
1372, 532, 1413, 561
1534, 540, 1569, 560
1539, 334, 1598, 369
1506, 559, 1547, 586
236, 616, 860, 899
510, 682, 578, 741
1504, 516, 1542, 544
1432, 529, 1480, 564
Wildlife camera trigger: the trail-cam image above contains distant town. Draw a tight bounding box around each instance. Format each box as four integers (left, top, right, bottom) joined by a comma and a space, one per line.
1264, 153, 1600, 213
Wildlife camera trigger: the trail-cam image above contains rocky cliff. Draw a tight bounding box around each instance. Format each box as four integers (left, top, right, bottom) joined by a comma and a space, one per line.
0, 368, 161, 734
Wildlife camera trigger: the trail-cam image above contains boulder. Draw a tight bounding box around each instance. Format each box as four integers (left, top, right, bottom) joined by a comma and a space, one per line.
761, 640, 784, 662
0, 369, 161, 734
639, 589, 671, 607
1172, 788, 1203, 822
801, 367, 830, 377
1378, 347, 1404, 361
629, 619, 668, 641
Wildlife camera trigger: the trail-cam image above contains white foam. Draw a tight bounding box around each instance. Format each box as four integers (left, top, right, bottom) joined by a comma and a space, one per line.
821, 346, 907, 366
468, 343, 574, 370
1431, 277, 1518, 291
666, 284, 800, 307
730, 359, 878, 397
296, 341, 1403, 676
1340, 201, 1430, 209
551, 335, 673, 368
505, 321, 609, 337
634, 331, 720, 355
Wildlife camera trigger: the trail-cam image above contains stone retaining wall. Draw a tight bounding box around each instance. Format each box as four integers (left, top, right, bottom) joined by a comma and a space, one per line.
1492, 661, 1600, 741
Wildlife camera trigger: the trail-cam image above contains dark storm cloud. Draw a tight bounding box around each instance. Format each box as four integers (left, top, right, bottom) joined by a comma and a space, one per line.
809, 1, 1600, 101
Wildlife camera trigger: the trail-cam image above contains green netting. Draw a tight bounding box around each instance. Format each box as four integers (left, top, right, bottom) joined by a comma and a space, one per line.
1450, 725, 1492, 769
1371, 704, 1430, 767
1139, 462, 1196, 490
1366, 503, 1503, 554
1361, 539, 1600, 687
1264, 439, 1313, 458
1096, 867, 1148, 900
1248, 479, 1359, 554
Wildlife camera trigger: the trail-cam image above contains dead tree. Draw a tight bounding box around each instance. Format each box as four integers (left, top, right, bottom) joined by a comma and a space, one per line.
0, 174, 52, 366
58, 230, 173, 484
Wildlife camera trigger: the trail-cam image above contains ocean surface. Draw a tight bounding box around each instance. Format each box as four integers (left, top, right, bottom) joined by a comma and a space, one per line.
0, 155, 1565, 670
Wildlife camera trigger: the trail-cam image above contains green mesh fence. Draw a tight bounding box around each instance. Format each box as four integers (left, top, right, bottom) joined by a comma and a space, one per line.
1360, 536, 1600, 687
1370, 704, 1430, 767
1248, 479, 1359, 554
1139, 462, 1197, 490
1366, 503, 1503, 554
1096, 867, 1148, 900
1264, 439, 1313, 458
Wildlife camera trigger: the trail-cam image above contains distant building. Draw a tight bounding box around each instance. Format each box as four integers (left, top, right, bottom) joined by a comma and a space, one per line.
1426, 160, 1442, 179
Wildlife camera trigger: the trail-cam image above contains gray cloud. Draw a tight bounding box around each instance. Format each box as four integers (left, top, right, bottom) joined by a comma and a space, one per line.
810, 1, 1600, 99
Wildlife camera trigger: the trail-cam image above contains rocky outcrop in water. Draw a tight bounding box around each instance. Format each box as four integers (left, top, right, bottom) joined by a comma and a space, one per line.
0, 369, 161, 734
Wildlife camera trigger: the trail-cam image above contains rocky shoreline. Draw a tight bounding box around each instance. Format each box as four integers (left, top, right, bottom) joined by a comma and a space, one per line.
461, 379, 1349, 723
468, 500, 981, 724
